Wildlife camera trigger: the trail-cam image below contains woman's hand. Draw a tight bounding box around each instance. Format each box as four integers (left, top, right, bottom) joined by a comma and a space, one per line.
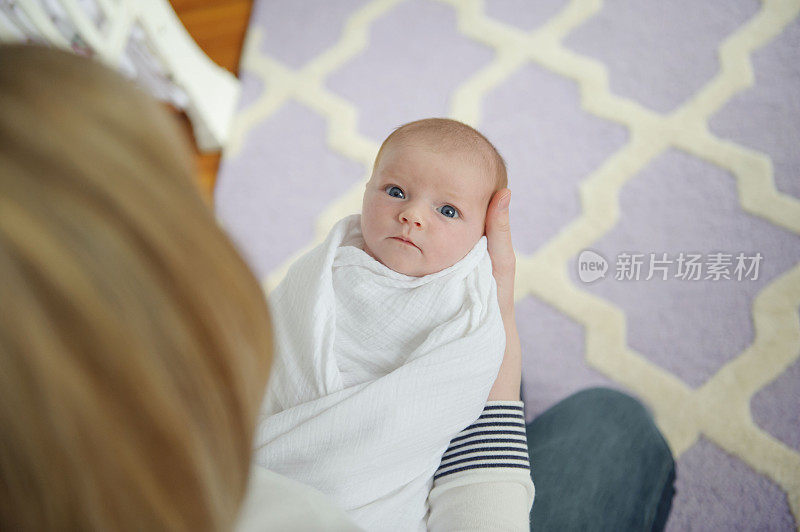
485, 189, 522, 401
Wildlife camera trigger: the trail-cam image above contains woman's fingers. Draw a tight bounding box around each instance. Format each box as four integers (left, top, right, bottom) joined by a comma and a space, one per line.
486, 189, 522, 401
485, 188, 516, 315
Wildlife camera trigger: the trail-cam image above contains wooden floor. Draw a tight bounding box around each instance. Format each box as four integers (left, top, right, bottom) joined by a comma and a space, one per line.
168, 0, 253, 201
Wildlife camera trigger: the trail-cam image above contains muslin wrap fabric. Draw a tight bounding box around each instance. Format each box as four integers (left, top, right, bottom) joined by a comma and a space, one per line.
253, 213, 505, 531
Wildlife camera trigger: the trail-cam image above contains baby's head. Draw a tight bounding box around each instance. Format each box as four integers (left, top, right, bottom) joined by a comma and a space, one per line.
361, 118, 507, 277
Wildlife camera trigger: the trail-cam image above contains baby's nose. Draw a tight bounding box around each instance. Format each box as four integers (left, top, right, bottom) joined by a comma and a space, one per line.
400, 211, 423, 228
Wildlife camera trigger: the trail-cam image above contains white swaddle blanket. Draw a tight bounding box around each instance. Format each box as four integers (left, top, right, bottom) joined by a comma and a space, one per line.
253, 213, 505, 531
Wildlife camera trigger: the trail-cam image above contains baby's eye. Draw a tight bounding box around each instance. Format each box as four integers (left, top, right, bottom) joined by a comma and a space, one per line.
438, 205, 459, 219
385, 185, 404, 199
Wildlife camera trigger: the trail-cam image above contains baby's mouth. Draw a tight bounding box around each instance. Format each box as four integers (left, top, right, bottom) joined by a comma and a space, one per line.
390, 236, 420, 251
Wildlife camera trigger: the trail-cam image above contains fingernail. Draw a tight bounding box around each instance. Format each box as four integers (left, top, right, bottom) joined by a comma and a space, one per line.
499, 192, 511, 211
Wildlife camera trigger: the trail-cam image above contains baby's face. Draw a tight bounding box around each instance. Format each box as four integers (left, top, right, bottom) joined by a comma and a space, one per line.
361, 141, 493, 277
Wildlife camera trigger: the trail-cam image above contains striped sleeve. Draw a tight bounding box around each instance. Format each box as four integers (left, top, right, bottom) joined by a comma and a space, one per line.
434, 401, 530, 481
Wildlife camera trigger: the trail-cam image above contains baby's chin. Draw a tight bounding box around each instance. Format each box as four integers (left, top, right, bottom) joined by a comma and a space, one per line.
388, 261, 431, 277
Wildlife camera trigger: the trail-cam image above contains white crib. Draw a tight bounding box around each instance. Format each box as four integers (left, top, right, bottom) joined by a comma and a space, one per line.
0, 0, 240, 152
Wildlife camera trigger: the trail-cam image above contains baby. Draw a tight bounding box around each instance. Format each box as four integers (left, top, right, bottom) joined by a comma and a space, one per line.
255, 118, 508, 531
360, 118, 507, 277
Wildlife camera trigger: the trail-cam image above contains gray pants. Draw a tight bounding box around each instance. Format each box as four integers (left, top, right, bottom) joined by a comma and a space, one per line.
524, 387, 676, 531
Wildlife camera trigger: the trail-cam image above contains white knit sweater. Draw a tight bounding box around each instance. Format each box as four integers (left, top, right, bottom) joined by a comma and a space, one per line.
237, 400, 534, 531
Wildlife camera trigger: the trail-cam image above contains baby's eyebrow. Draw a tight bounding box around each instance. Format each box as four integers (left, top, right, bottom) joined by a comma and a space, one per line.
437, 184, 468, 199
443, 196, 467, 215
441, 189, 462, 199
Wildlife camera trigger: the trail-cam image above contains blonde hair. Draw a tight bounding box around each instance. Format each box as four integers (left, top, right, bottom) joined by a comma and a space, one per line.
0, 44, 273, 530
372, 118, 508, 193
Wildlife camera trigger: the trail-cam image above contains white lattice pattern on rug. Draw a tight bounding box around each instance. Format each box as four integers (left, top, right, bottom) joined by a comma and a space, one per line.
225, 0, 800, 522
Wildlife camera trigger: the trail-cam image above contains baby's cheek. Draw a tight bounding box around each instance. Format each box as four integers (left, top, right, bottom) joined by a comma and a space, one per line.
449, 231, 482, 264
360, 221, 380, 256
438, 238, 464, 264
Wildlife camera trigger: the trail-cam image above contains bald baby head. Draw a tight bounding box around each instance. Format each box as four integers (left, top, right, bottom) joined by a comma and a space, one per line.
372, 118, 507, 195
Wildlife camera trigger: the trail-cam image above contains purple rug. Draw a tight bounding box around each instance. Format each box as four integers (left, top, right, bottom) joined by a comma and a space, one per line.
215, 1, 800, 529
